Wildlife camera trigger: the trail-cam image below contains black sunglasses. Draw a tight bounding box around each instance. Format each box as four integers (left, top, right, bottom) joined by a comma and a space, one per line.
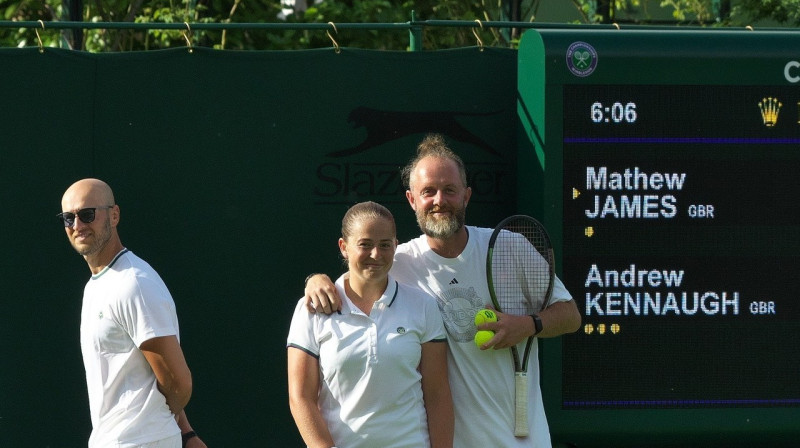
57, 206, 114, 227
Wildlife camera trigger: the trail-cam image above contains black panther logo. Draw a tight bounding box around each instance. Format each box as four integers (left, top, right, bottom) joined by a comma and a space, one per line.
326, 106, 505, 158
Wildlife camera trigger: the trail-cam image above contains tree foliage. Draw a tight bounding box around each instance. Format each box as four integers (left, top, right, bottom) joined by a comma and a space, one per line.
574, 0, 800, 26
0, 0, 538, 51
733, 0, 800, 26
0, 0, 797, 52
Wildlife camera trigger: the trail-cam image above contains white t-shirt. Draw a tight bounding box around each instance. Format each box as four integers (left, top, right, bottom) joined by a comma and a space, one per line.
80, 249, 181, 448
287, 274, 447, 448
392, 226, 572, 448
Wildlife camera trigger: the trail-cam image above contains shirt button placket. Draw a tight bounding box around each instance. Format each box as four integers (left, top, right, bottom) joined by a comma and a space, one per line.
368, 322, 378, 364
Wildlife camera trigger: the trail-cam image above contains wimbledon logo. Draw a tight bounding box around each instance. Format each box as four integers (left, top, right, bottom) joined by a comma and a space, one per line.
566, 41, 598, 77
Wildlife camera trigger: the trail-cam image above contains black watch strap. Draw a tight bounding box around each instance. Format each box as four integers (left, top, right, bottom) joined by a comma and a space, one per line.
182, 431, 198, 447
530, 314, 542, 335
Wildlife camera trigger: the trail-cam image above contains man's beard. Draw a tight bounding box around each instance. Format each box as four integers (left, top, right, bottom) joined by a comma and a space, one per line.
416, 204, 466, 239
73, 217, 112, 256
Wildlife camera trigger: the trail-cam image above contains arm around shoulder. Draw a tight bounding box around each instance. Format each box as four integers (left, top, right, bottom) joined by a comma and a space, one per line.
303, 273, 342, 315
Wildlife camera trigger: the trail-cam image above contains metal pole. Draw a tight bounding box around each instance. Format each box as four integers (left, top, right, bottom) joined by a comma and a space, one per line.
409, 10, 422, 52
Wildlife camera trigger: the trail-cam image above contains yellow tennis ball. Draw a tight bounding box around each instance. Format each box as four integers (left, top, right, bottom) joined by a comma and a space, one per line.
474, 309, 498, 326
474, 330, 495, 348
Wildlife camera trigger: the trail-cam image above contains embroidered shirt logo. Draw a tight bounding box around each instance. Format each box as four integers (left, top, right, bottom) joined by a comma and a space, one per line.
449, 278, 459, 285
396, 327, 406, 334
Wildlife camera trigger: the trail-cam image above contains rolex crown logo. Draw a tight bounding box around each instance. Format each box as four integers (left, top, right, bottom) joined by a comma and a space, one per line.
758, 97, 782, 127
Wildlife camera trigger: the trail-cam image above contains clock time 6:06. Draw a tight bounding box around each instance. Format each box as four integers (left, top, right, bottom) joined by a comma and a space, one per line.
591, 102, 637, 123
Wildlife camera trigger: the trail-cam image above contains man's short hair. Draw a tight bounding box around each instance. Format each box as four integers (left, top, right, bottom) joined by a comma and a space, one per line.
401, 133, 468, 190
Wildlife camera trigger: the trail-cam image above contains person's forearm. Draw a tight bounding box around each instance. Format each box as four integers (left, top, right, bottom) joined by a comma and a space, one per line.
290, 401, 336, 448
176, 410, 193, 432
537, 300, 581, 338
140, 335, 193, 416
426, 398, 454, 448
176, 411, 206, 448
421, 344, 454, 448
158, 377, 192, 416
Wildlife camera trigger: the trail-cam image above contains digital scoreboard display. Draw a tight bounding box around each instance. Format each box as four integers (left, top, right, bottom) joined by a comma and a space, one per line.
518, 29, 800, 445
561, 84, 800, 409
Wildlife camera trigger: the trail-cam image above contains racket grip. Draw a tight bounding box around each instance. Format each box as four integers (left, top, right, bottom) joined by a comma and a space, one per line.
514, 372, 529, 437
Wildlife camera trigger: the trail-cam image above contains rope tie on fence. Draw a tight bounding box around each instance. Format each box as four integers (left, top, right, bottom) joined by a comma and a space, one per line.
472, 19, 485, 51
326, 22, 341, 54
182, 22, 194, 53
35, 20, 44, 53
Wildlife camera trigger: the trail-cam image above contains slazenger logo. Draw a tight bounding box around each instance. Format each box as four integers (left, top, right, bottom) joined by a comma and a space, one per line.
566, 41, 598, 77
312, 106, 512, 204
325, 106, 503, 158
785, 61, 800, 83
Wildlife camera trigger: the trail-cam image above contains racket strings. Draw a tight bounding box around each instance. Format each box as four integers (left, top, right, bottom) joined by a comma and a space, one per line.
491, 220, 553, 315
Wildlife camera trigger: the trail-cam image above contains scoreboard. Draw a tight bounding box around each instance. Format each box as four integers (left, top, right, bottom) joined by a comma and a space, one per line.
518, 29, 800, 446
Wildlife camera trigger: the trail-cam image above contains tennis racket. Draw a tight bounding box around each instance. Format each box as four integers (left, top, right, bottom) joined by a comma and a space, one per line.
486, 215, 555, 437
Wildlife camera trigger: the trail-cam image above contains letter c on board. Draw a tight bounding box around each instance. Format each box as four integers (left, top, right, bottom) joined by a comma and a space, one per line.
784, 61, 800, 83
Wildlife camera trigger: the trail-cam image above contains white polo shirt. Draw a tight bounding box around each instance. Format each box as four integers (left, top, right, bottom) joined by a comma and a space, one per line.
80, 249, 181, 448
287, 274, 446, 448
392, 226, 573, 448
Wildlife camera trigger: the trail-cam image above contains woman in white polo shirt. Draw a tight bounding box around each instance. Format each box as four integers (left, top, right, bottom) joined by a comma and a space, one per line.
287, 201, 453, 448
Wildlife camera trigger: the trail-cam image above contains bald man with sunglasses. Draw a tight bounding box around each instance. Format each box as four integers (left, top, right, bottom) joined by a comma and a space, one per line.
58, 178, 206, 448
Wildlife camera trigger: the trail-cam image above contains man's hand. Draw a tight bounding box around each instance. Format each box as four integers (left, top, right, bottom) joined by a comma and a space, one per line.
476, 300, 581, 350
304, 274, 342, 314
475, 311, 534, 350
176, 410, 207, 447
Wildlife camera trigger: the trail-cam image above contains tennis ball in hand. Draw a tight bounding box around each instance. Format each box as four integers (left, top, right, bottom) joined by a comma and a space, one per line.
474, 309, 498, 326
474, 330, 495, 348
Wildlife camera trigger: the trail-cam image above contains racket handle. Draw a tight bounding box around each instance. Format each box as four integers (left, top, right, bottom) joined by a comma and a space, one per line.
514, 372, 529, 437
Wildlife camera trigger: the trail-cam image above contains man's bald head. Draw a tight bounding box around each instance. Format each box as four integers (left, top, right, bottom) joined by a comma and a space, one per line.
61, 178, 115, 210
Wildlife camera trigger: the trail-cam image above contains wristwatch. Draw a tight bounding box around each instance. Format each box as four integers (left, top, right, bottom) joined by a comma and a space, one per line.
182, 431, 198, 447
530, 314, 542, 335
